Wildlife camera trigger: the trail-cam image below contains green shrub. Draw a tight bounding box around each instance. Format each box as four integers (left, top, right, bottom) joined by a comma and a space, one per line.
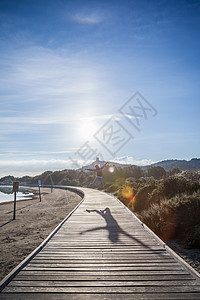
138, 198, 175, 241
146, 166, 166, 179
192, 225, 200, 248
172, 194, 200, 237
104, 184, 119, 193
115, 170, 200, 247
133, 182, 157, 212
162, 176, 200, 198
115, 177, 126, 187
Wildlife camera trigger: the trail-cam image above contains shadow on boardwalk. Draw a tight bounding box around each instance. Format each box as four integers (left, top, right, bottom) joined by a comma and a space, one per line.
80, 207, 152, 249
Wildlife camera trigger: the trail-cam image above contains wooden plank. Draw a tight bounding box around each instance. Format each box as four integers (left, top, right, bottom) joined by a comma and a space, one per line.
17, 269, 192, 276
1, 293, 200, 300
41, 249, 167, 252
0, 293, 199, 300
23, 266, 183, 271
28, 261, 177, 266
3, 285, 200, 293
14, 274, 194, 281
31, 258, 176, 263
8, 280, 197, 287
2, 294, 200, 300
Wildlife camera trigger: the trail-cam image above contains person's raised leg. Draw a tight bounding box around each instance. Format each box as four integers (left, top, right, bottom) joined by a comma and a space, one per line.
88, 176, 98, 187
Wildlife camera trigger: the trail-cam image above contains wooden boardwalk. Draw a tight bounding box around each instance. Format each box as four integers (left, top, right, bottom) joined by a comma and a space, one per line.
1, 187, 200, 299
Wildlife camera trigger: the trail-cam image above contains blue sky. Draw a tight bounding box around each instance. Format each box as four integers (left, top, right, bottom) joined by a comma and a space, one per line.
0, 0, 200, 177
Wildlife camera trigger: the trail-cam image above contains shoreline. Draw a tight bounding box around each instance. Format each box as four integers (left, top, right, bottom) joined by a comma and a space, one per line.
0, 185, 37, 205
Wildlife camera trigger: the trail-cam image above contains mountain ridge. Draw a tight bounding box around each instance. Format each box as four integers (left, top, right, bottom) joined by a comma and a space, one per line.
144, 158, 200, 171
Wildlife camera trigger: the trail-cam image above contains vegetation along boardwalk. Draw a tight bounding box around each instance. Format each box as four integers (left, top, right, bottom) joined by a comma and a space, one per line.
1, 187, 200, 299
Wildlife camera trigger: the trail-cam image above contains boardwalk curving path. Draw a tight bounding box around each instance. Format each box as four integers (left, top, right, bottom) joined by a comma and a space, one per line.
1, 187, 200, 299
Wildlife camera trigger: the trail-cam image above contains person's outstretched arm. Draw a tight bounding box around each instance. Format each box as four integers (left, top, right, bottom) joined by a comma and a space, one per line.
101, 162, 108, 169
86, 168, 95, 171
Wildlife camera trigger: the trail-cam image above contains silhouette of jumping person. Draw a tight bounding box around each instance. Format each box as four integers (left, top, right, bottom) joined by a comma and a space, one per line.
86, 162, 108, 187
85, 208, 119, 242
81, 208, 153, 248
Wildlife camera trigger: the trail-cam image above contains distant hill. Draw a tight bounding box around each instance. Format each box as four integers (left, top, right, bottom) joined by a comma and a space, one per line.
0, 158, 199, 185
80, 157, 200, 172
145, 158, 200, 171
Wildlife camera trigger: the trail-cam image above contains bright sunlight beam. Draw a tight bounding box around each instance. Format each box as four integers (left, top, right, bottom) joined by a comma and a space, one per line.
79, 117, 99, 140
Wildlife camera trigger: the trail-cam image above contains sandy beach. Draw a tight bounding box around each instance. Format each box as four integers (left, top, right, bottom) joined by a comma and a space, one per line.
0, 187, 82, 281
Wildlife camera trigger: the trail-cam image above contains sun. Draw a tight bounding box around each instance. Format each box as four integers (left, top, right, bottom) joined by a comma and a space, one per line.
79, 118, 98, 140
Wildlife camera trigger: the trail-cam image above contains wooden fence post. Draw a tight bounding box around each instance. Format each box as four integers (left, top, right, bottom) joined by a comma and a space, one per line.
13, 182, 19, 220
38, 180, 42, 202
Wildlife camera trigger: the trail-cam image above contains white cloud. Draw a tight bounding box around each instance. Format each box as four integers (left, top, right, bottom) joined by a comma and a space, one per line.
0, 46, 108, 105
0, 149, 77, 156
0, 159, 75, 178
70, 12, 104, 25
79, 114, 116, 121
0, 114, 116, 126
111, 156, 156, 166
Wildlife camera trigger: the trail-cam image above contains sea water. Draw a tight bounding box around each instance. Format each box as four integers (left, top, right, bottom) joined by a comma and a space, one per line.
0, 186, 34, 204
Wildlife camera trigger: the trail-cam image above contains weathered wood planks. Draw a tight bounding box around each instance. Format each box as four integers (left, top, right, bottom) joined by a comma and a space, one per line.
1, 187, 200, 299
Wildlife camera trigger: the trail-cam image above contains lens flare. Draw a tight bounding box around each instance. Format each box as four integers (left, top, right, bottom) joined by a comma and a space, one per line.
108, 166, 115, 173
121, 185, 135, 202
